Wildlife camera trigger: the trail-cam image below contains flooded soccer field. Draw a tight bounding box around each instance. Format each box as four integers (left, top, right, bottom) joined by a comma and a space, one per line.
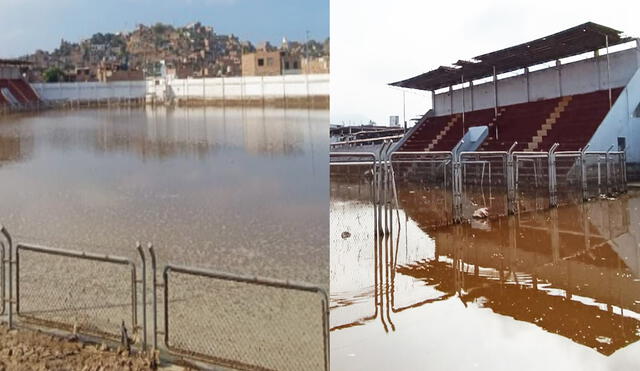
0, 107, 328, 285
330, 169, 640, 371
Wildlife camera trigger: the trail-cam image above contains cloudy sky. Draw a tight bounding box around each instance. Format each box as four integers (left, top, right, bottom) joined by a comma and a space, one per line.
331, 0, 640, 126
0, 0, 329, 57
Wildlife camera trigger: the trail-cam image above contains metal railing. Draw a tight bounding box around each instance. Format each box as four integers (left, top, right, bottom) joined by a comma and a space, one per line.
331, 141, 629, 225
0, 226, 329, 370
158, 263, 329, 371
15, 243, 139, 341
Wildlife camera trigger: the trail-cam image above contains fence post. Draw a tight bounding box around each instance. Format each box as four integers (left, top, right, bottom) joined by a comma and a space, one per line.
0, 226, 12, 328
147, 244, 158, 351
606, 145, 614, 196
507, 142, 518, 214
548, 143, 559, 207
622, 151, 628, 192
136, 243, 147, 351
581, 145, 589, 201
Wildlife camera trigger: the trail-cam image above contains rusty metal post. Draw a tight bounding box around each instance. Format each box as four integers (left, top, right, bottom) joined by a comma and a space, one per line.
136, 243, 147, 350
147, 243, 158, 351
0, 226, 12, 328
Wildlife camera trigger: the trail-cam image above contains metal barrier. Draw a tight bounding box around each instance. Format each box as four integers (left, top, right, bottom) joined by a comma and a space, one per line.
368, 142, 629, 223
15, 243, 139, 341
459, 151, 510, 219
157, 261, 329, 371
0, 227, 330, 370
554, 151, 583, 206
390, 151, 455, 227
513, 151, 551, 213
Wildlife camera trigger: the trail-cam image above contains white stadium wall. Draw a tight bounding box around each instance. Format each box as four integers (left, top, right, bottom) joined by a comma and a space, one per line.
31, 74, 329, 103
588, 67, 640, 165
31, 80, 149, 101
433, 44, 640, 116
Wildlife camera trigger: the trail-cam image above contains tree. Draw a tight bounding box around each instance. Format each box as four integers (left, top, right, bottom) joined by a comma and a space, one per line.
43, 67, 65, 83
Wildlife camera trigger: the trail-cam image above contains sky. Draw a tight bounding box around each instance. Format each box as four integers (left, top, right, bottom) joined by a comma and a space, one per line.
0, 0, 329, 58
331, 0, 640, 126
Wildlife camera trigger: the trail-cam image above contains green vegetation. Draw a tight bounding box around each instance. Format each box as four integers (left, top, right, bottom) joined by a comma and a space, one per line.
42, 67, 65, 82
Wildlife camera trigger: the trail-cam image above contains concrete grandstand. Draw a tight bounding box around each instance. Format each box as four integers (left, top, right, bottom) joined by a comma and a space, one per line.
391, 22, 640, 178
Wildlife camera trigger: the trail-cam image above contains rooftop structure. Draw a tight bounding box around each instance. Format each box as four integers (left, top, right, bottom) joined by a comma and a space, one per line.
391, 22, 631, 91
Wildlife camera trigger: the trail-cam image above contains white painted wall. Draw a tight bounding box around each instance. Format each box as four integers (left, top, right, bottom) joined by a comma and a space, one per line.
31, 74, 330, 103
588, 67, 640, 163
31, 80, 148, 101
433, 46, 640, 116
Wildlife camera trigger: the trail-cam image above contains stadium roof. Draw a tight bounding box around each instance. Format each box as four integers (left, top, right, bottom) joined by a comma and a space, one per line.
390, 22, 633, 91
0, 59, 32, 66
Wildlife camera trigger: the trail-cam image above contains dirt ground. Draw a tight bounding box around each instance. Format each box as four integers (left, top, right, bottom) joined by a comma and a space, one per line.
0, 324, 162, 371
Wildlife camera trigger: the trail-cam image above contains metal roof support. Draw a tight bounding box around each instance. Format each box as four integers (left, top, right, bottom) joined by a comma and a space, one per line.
431, 90, 436, 116
461, 75, 466, 135
449, 85, 453, 115
595, 49, 602, 90
525, 67, 530, 102
556, 60, 563, 96
493, 66, 498, 116
470, 81, 474, 111
606, 35, 612, 108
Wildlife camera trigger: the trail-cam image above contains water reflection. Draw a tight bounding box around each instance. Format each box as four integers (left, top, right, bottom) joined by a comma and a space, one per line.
331, 170, 640, 369
0, 107, 328, 285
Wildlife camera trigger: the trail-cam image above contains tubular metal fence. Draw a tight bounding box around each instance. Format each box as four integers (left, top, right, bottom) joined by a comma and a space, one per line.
330, 141, 628, 225
0, 226, 329, 371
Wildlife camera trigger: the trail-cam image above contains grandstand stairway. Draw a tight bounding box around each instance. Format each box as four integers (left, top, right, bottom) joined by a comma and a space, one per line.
527, 96, 572, 151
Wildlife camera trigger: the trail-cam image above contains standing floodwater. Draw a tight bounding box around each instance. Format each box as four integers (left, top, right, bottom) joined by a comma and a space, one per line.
331, 168, 640, 370
0, 107, 328, 285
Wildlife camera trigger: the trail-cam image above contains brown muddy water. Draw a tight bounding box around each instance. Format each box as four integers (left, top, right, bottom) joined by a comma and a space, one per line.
330, 172, 640, 371
0, 107, 328, 286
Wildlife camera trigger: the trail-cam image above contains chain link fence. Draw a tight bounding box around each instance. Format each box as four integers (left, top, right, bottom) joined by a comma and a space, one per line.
163, 266, 329, 371
0, 229, 329, 370
15, 244, 138, 341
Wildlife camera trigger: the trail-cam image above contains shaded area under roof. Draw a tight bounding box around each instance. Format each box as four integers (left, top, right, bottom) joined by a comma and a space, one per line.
391, 22, 633, 91
0, 58, 32, 66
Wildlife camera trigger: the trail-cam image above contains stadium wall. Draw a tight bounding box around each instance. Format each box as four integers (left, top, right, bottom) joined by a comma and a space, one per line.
30, 74, 329, 107
588, 67, 640, 177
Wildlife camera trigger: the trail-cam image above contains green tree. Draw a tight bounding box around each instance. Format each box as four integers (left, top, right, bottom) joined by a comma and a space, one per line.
43, 67, 65, 83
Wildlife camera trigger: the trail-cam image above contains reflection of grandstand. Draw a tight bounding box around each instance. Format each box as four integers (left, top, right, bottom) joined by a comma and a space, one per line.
331, 189, 640, 355
392, 23, 640, 177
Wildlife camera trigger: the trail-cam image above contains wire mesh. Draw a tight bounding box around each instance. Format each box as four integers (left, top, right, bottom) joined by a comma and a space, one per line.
555, 153, 583, 206
459, 152, 509, 219
390, 152, 454, 228
515, 154, 550, 213
608, 152, 626, 194
16, 245, 136, 341
583, 153, 607, 198
164, 268, 328, 371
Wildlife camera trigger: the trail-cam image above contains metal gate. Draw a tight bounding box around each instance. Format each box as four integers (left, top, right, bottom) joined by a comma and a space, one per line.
554, 151, 583, 206
390, 151, 455, 227
459, 151, 510, 219
513, 151, 551, 213
159, 264, 329, 371
15, 243, 139, 341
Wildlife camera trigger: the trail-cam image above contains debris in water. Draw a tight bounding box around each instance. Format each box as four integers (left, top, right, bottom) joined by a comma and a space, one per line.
472, 207, 489, 219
